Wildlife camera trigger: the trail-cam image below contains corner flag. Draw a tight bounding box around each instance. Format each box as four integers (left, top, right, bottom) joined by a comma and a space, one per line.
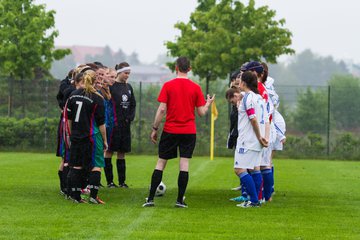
210, 100, 218, 160
211, 99, 218, 120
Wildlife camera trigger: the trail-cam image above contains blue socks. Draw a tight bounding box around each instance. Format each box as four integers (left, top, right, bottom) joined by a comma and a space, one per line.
250, 170, 262, 198
239, 172, 258, 203
272, 166, 275, 193
261, 169, 274, 201
241, 184, 248, 198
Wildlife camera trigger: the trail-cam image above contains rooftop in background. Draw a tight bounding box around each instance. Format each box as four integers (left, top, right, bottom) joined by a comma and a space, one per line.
56, 45, 114, 64
130, 65, 173, 83
54, 45, 173, 83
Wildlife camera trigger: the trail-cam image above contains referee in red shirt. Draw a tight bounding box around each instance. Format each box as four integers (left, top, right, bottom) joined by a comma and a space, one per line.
143, 57, 215, 208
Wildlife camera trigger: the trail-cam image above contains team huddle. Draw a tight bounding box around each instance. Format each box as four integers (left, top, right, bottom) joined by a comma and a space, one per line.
56, 62, 136, 204
54, 57, 285, 208
226, 61, 286, 207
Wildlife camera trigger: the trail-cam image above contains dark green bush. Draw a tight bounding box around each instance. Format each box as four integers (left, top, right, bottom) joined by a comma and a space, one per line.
0, 117, 58, 151
332, 133, 360, 160
1, 117, 359, 160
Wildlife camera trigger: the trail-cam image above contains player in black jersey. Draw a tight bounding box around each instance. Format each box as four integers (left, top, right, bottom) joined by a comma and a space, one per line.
104, 62, 136, 188
61, 69, 87, 199
65, 69, 108, 204
55, 69, 73, 196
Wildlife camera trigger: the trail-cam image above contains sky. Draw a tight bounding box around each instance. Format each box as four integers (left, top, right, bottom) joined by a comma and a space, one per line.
34, 0, 360, 64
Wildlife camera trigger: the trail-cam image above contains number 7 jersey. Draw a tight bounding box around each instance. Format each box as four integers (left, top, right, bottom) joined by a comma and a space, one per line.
64, 89, 105, 141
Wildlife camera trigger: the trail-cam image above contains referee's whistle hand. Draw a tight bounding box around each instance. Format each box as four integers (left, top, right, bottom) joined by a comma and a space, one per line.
206, 94, 215, 103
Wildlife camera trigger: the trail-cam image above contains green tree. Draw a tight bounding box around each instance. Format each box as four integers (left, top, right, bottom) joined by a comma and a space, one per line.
292, 87, 328, 134
329, 75, 360, 129
166, 0, 294, 90
84, 47, 141, 67
85, 45, 115, 67
50, 54, 76, 79
286, 49, 349, 86
0, 0, 70, 117
113, 49, 127, 64
127, 52, 140, 65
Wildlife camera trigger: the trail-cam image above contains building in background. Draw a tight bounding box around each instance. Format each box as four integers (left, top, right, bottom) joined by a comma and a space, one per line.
52, 45, 173, 83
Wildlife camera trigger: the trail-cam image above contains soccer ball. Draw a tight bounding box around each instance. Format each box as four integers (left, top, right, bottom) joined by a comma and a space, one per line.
155, 181, 166, 197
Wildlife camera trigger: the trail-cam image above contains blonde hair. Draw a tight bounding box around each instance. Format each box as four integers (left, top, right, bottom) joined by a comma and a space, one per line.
83, 70, 103, 99
72, 64, 89, 79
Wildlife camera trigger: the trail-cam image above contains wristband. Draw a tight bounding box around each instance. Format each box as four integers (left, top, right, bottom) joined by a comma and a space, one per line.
152, 126, 158, 131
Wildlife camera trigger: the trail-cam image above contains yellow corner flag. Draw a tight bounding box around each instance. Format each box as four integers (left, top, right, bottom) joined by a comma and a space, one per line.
211, 99, 218, 120
210, 100, 218, 160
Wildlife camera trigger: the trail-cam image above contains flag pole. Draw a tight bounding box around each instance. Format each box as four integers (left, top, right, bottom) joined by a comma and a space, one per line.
210, 107, 215, 160
210, 100, 218, 160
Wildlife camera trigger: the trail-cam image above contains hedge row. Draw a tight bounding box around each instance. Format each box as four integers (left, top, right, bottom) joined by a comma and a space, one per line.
1, 117, 359, 160
0, 117, 59, 151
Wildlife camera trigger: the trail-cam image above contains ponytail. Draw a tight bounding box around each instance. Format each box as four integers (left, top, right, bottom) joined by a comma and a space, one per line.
83, 70, 103, 99
261, 62, 269, 84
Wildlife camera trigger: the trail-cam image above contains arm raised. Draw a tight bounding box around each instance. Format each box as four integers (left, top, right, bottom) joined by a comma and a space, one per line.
196, 94, 215, 117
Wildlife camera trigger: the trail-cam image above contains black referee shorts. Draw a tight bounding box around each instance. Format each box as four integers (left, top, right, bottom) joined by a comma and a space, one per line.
158, 131, 196, 160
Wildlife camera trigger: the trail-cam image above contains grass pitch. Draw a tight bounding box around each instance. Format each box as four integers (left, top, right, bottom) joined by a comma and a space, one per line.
0, 153, 359, 239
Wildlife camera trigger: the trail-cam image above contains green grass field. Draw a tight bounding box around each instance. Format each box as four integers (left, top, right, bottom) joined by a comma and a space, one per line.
0, 153, 359, 239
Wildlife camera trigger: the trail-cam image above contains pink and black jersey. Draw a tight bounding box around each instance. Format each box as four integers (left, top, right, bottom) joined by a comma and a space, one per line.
65, 89, 105, 141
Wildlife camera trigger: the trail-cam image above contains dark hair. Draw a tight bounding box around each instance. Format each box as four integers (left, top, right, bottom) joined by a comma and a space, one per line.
115, 62, 130, 70
74, 72, 84, 84
261, 62, 268, 83
241, 71, 259, 94
230, 69, 240, 81
225, 87, 240, 101
85, 63, 99, 71
176, 57, 190, 73
93, 61, 104, 68
67, 69, 74, 79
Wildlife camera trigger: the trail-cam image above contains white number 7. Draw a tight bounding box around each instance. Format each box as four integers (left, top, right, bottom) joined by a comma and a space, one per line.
75, 101, 83, 122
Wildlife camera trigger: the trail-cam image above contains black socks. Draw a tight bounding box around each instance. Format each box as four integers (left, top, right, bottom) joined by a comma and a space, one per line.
148, 169, 163, 201
69, 168, 82, 201
116, 159, 126, 184
177, 171, 189, 203
62, 166, 69, 194
58, 170, 64, 192
104, 157, 113, 184
88, 171, 101, 199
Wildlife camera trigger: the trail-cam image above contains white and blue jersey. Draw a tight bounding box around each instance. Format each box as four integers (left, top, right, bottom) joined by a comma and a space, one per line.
265, 76, 280, 111
273, 109, 286, 150
237, 91, 268, 152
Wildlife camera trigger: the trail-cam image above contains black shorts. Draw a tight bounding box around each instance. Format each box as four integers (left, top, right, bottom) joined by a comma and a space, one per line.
69, 139, 92, 170
158, 131, 196, 160
108, 121, 131, 153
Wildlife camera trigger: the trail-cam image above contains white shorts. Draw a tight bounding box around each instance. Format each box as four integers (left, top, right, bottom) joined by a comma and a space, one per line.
234, 147, 261, 169
272, 138, 283, 151
261, 145, 272, 166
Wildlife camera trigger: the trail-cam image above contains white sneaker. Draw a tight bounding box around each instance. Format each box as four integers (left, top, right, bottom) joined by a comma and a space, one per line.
231, 186, 242, 191
142, 198, 155, 207
236, 201, 261, 208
